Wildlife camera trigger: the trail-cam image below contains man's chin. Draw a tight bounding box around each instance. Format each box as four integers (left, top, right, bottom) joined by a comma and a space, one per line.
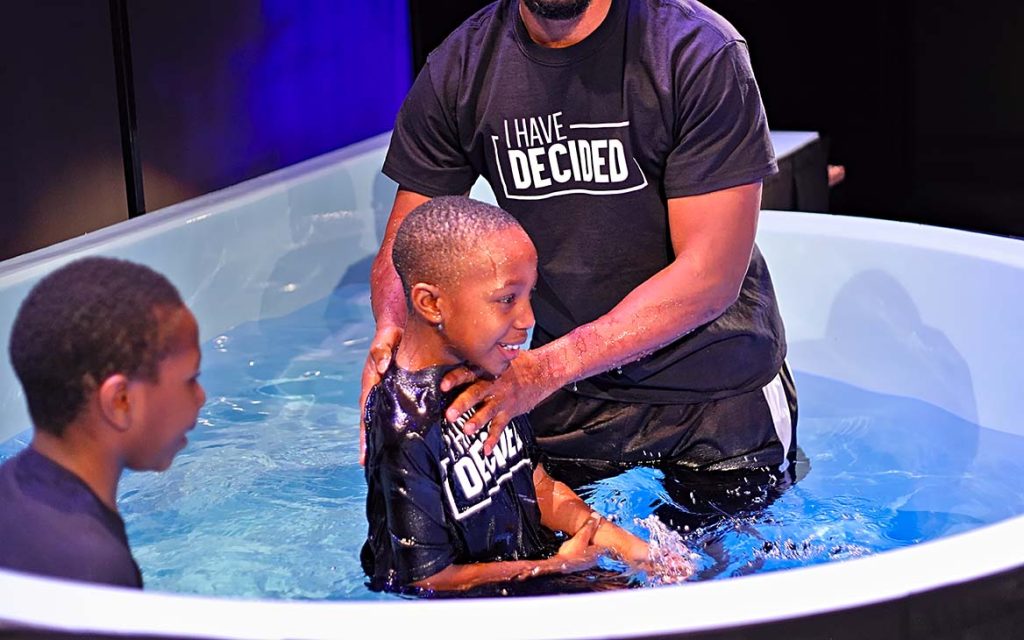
523, 0, 592, 21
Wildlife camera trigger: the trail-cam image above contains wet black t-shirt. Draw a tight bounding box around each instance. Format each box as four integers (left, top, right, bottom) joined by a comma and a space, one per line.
384, 0, 786, 404
361, 365, 551, 589
0, 447, 143, 588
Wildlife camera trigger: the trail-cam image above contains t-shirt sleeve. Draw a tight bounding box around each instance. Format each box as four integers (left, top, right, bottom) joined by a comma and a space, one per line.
663, 41, 777, 198
382, 60, 479, 197
378, 428, 457, 584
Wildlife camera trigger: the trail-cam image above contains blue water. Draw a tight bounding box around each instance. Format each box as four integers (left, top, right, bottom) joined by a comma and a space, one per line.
2, 283, 1024, 599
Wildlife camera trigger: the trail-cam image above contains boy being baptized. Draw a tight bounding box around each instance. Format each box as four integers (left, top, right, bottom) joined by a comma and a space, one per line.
361, 196, 649, 592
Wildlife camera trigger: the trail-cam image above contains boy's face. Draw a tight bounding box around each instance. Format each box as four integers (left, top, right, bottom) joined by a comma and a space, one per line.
439, 227, 538, 378
124, 308, 206, 472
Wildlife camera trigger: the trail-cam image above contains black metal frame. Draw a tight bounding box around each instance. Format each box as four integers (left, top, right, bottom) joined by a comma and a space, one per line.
109, 0, 145, 218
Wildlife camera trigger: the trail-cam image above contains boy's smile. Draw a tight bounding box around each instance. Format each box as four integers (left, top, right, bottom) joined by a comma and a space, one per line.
436, 227, 538, 377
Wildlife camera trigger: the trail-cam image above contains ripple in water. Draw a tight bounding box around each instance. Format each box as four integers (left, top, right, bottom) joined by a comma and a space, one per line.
633, 515, 698, 586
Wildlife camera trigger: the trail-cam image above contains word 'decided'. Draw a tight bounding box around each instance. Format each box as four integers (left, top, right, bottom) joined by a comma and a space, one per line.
508, 139, 630, 189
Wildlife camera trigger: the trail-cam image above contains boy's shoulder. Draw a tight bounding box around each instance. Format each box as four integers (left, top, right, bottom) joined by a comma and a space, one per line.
0, 449, 142, 588
0, 448, 122, 529
366, 365, 462, 443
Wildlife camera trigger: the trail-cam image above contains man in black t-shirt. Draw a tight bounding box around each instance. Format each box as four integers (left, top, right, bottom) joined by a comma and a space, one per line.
361, 0, 797, 475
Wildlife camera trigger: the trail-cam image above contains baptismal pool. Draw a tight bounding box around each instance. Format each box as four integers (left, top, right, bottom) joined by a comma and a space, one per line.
3, 282, 1021, 601
1, 132, 1023, 638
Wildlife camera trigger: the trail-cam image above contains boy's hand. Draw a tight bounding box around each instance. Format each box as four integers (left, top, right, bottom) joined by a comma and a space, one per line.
549, 515, 603, 573
358, 324, 403, 465
441, 350, 554, 455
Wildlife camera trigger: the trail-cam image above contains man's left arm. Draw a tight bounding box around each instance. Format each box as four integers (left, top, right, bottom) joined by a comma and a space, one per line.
445, 182, 762, 450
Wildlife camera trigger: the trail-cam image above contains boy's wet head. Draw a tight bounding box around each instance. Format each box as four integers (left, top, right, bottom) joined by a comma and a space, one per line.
9, 257, 190, 437
392, 196, 528, 302
392, 196, 537, 376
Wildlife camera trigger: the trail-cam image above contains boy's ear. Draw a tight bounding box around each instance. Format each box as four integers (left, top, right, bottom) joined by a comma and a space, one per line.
409, 282, 444, 325
96, 374, 133, 432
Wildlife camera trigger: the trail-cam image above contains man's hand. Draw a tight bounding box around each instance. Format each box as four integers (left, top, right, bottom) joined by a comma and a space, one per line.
440, 349, 555, 455
358, 324, 403, 465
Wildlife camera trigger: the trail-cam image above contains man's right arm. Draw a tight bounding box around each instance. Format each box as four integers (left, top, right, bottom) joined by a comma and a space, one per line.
359, 189, 432, 463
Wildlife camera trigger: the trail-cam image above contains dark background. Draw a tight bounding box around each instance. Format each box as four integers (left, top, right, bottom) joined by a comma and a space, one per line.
706, 0, 1024, 237
2, 0, 1022, 261
0, 0, 411, 261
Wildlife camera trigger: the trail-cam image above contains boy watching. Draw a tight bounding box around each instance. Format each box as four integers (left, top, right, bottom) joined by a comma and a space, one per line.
0, 257, 205, 587
362, 196, 657, 592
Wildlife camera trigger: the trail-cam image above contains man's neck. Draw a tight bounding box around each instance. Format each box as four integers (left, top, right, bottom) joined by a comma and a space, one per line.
31, 429, 121, 512
518, 0, 613, 48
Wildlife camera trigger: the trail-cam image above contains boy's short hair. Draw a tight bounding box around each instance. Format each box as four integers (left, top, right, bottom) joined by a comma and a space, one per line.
8, 257, 186, 436
392, 195, 523, 300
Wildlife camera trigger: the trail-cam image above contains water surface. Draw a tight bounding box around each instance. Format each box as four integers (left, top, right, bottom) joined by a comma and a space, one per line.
3, 283, 1022, 598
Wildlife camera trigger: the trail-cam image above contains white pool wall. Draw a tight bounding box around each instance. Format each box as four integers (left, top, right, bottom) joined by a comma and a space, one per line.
0, 133, 395, 442
761, 214, 1024, 437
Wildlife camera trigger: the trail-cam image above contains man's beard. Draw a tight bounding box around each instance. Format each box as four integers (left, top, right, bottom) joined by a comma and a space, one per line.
522, 0, 592, 21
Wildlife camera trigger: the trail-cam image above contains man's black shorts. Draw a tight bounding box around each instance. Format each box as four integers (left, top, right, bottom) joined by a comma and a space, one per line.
530, 364, 798, 472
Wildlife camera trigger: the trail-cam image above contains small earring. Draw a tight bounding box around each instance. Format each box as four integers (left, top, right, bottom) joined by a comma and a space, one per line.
436, 322, 444, 332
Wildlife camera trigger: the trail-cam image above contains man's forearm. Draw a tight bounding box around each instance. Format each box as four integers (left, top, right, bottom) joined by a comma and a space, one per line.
531, 184, 760, 393
531, 253, 741, 392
